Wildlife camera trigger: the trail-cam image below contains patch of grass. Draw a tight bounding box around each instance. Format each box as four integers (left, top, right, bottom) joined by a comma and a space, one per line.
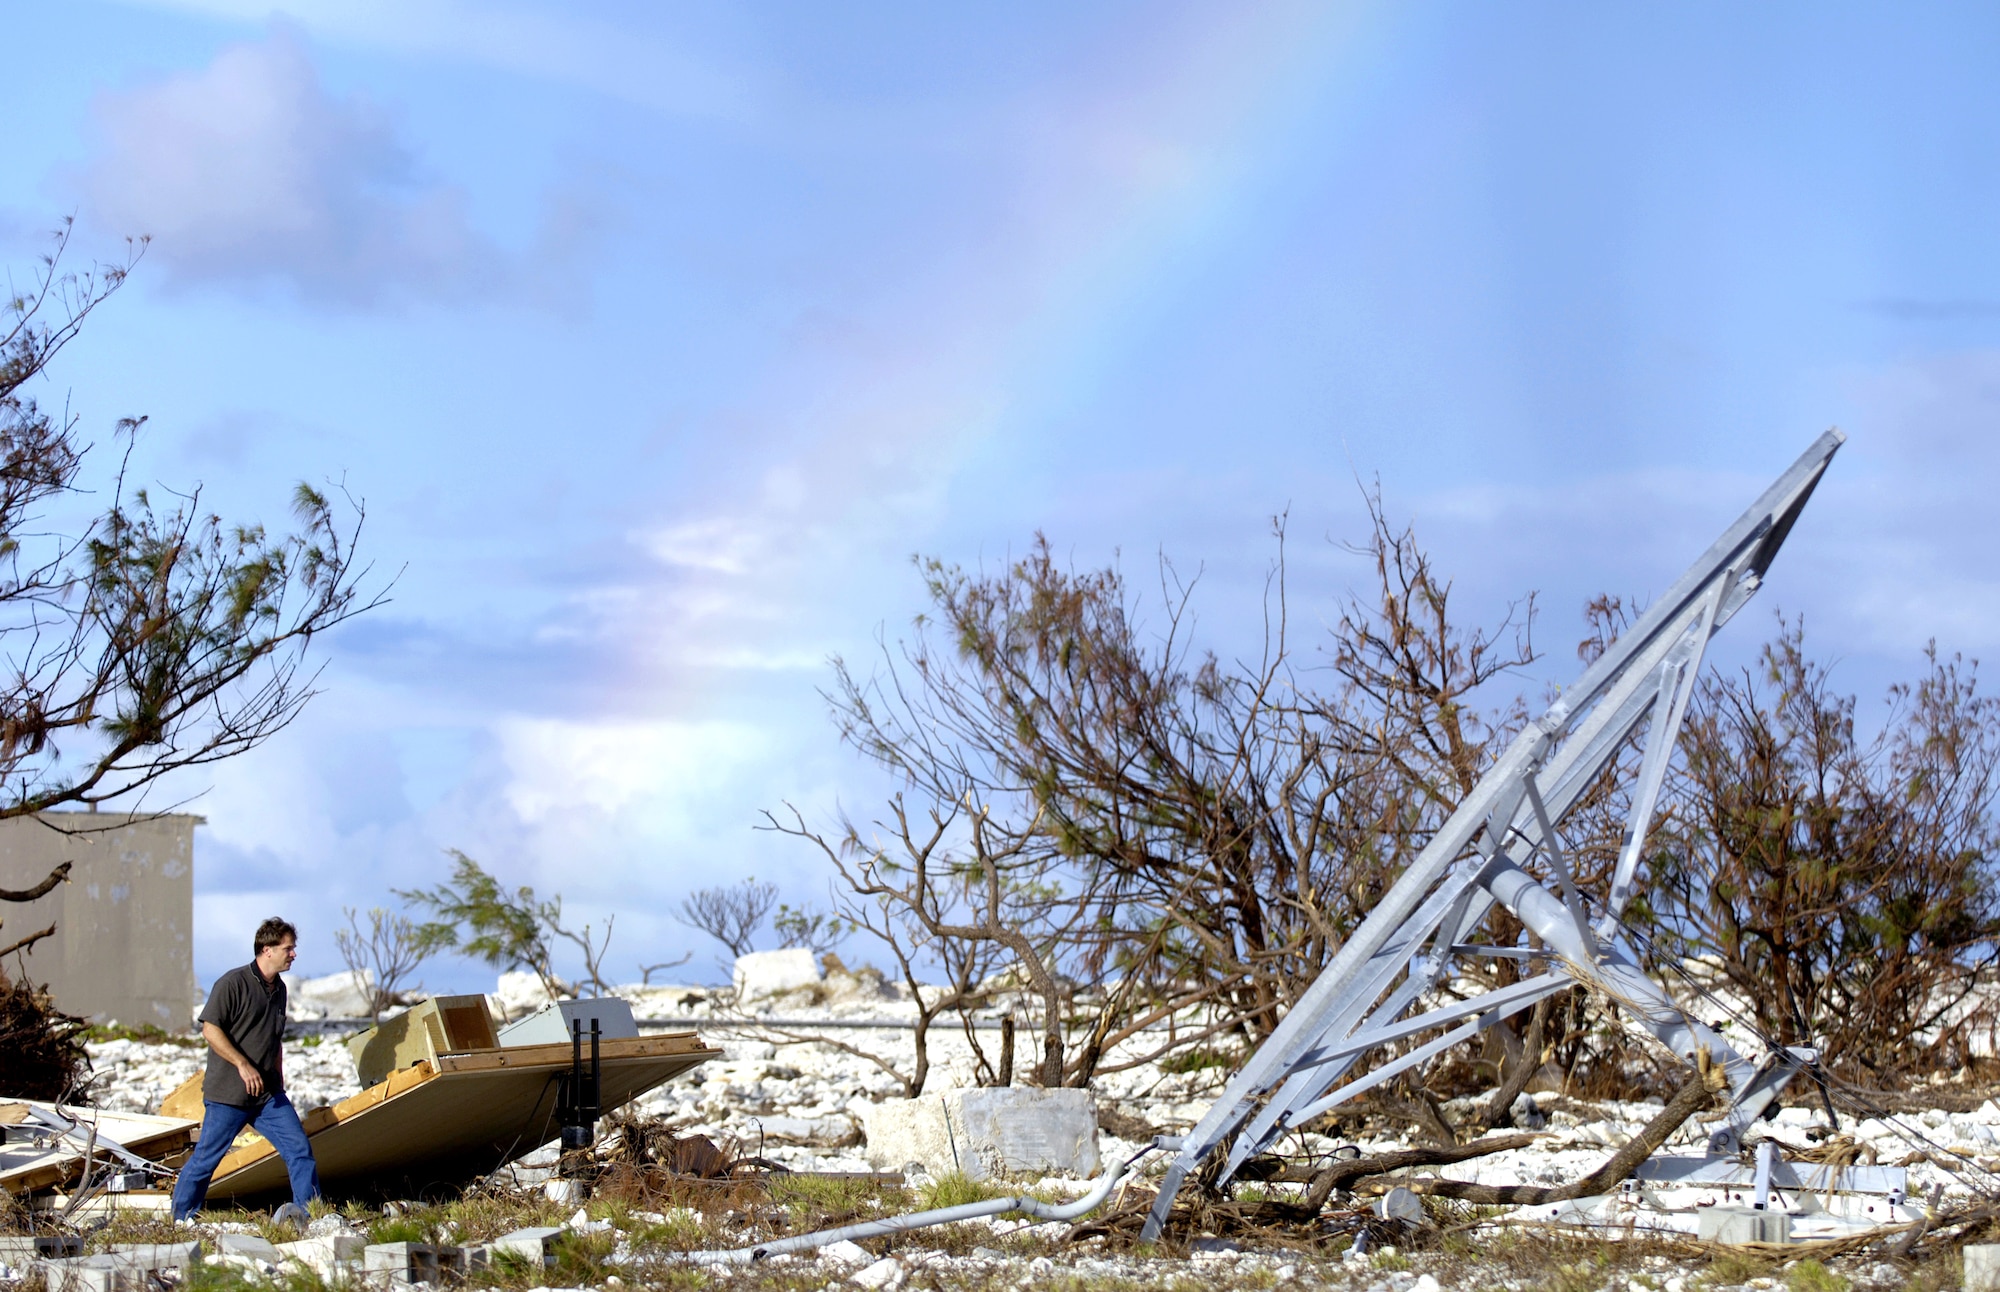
631, 1206, 715, 1251
1550, 1253, 1615, 1292
180, 1260, 320, 1292
1703, 1250, 1776, 1288
82, 1022, 200, 1047
368, 1215, 433, 1245
1371, 1249, 1413, 1272
1899, 1252, 1957, 1292
84, 1210, 199, 1251
1785, 1258, 1849, 1292
771, 1172, 884, 1219
916, 1170, 1004, 1211
544, 1230, 618, 1288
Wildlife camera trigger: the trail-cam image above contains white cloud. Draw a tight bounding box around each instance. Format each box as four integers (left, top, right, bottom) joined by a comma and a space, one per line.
120, 0, 764, 123
495, 716, 766, 826
79, 27, 515, 305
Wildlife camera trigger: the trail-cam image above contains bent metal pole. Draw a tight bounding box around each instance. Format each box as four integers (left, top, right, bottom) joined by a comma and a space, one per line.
1138, 431, 1842, 1242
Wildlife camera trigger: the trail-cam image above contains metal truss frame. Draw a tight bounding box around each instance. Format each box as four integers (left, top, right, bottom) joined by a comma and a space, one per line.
1140, 431, 1844, 1241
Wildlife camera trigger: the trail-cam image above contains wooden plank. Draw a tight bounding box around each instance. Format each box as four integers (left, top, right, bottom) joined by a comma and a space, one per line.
205, 1042, 718, 1202
434, 1033, 708, 1073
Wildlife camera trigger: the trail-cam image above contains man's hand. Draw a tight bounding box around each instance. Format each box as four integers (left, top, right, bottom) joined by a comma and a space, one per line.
203, 1021, 265, 1098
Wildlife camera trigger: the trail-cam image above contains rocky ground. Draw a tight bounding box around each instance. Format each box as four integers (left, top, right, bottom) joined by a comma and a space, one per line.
44, 970, 2000, 1290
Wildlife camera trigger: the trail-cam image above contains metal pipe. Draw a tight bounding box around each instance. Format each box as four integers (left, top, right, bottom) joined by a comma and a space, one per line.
680, 1137, 1179, 1264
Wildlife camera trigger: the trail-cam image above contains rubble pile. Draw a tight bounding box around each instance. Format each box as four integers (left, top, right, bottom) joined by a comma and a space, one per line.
0, 955, 1987, 1291
67, 963, 2000, 1213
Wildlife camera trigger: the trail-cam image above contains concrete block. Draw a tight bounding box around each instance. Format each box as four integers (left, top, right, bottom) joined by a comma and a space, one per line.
365, 1240, 440, 1284
216, 1233, 281, 1262
0, 1235, 83, 1263
485, 1226, 565, 1266
36, 1257, 118, 1292
498, 997, 638, 1047
35, 1251, 199, 1292
864, 1087, 1100, 1181
1965, 1244, 2000, 1292
107, 1242, 203, 1272
733, 948, 820, 998
278, 1232, 364, 1274
1697, 1205, 1791, 1244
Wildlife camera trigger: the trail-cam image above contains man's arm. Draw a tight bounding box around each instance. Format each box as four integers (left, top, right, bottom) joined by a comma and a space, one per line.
202, 1021, 265, 1098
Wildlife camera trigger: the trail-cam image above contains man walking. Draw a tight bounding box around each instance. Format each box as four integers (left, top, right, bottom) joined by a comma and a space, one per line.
171, 917, 321, 1220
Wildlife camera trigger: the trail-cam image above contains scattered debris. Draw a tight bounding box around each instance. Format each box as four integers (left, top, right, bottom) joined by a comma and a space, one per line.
0, 970, 90, 1100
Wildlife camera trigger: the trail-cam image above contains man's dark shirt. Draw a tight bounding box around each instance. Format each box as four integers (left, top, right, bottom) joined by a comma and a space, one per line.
199, 963, 287, 1107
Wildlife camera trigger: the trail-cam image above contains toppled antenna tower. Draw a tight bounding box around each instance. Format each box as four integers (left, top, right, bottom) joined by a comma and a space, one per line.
1141, 431, 1844, 1241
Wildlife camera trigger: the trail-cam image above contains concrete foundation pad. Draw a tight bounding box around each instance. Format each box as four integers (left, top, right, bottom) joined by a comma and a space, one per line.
864, 1087, 1099, 1180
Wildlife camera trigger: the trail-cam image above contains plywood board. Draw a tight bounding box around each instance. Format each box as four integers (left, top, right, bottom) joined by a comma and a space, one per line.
204, 1032, 718, 1203
0, 1104, 196, 1195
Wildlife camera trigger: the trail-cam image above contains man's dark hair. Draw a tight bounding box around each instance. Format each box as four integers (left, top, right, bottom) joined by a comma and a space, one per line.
255, 917, 299, 953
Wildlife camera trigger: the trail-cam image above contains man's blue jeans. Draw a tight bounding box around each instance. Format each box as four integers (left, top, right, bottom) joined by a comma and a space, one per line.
171, 1093, 320, 1219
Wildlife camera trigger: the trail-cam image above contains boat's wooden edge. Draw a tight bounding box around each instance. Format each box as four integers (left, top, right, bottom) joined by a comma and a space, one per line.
434, 1034, 720, 1073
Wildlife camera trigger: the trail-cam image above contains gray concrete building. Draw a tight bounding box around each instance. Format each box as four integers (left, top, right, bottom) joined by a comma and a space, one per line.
0, 813, 199, 1028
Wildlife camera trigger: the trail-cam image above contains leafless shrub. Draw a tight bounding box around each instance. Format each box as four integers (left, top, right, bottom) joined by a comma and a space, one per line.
333, 906, 443, 1022
778, 496, 1554, 1093
675, 879, 778, 959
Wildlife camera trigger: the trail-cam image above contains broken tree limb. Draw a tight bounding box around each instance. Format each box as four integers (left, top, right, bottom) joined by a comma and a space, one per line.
1476, 995, 1553, 1132
0, 923, 56, 959
1298, 1133, 1539, 1212
1354, 1048, 1730, 1205
0, 861, 70, 903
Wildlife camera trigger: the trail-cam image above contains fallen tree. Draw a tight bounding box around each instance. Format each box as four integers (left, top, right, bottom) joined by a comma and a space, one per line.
1351, 1048, 1729, 1205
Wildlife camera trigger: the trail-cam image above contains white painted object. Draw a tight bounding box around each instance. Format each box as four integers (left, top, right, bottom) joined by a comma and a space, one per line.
499, 997, 639, 1047
733, 948, 822, 998
1696, 1205, 1791, 1244
1376, 1186, 1425, 1225
863, 1087, 1100, 1180
1966, 1244, 2000, 1292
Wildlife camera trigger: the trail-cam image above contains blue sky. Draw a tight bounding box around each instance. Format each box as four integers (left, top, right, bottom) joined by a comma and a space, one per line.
6, 2, 2000, 991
